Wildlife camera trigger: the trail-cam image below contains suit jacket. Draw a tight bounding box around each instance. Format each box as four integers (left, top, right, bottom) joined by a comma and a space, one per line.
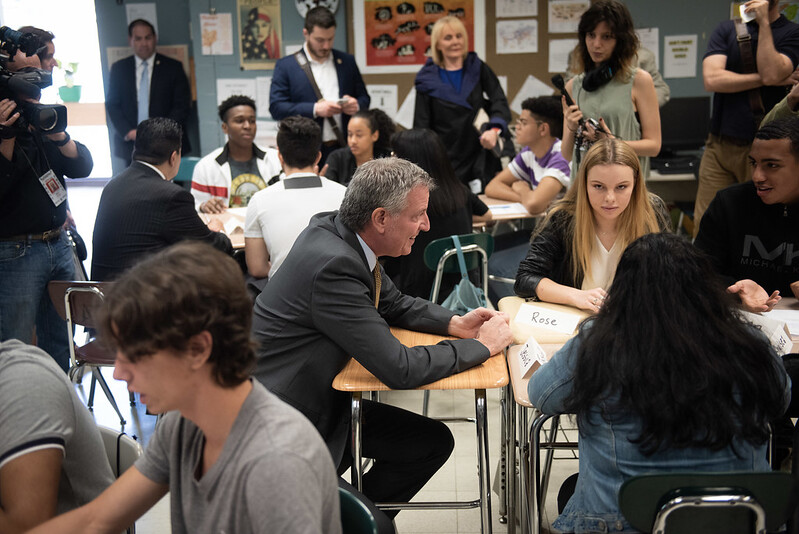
105, 53, 192, 160
91, 162, 231, 281
252, 211, 489, 465
268, 50, 370, 135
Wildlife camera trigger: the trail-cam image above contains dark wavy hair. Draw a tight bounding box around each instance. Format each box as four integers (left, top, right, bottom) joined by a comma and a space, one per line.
564, 233, 787, 455
574, 0, 639, 80
99, 241, 256, 388
352, 108, 396, 156
755, 116, 799, 160
391, 128, 468, 217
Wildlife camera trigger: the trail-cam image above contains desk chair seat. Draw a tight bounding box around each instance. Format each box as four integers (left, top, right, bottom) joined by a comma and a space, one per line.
339, 487, 379, 534
47, 280, 131, 425
619, 471, 799, 534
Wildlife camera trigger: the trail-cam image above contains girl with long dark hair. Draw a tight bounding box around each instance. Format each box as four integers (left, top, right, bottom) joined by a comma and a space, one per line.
529, 232, 790, 533
383, 129, 491, 298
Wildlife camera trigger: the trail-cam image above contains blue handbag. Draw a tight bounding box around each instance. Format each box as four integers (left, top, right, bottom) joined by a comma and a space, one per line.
441, 235, 486, 314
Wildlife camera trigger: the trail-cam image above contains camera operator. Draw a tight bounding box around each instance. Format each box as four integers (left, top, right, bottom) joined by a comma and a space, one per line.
0, 48, 93, 373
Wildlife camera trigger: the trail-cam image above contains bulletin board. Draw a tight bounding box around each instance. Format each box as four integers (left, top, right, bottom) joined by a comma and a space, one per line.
346, 0, 731, 126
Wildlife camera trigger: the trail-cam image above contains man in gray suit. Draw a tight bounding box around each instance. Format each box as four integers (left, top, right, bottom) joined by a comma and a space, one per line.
252, 157, 512, 529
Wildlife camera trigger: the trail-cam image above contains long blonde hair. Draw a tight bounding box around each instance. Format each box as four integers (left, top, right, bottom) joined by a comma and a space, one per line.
429, 16, 469, 67
544, 138, 660, 283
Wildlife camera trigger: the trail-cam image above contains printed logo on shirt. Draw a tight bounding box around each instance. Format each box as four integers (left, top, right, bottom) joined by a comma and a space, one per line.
229, 173, 267, 207
740, 235, 799, 273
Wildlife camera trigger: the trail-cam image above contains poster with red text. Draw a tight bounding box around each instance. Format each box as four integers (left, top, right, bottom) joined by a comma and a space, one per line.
354, 0, 484, 73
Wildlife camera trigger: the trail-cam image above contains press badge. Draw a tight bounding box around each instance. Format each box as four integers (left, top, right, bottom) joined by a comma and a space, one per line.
38, 169, 67, 206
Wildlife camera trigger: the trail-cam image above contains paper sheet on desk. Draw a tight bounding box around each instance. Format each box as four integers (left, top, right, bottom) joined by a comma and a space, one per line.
223, 207, 247, 235
488, 203, 529, 216
765, 309, 799, 337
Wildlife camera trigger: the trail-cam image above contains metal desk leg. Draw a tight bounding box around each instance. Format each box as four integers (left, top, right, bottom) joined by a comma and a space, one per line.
351, 391, 363, 490
530, 411, 551, 534
540, 416, 560, 512
504, 384, 517, 533
475, 389, 493, 534
519, 405, 530, 534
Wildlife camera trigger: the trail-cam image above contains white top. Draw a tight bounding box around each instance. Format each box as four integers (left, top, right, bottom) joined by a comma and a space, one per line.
244, 173, 346, 275
304, 43, 341, 142
581, 235, 622, 291
135, 54, 155, 92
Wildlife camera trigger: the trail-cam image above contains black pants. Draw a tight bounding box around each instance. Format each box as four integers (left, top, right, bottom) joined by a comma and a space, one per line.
338, 399, 455, 522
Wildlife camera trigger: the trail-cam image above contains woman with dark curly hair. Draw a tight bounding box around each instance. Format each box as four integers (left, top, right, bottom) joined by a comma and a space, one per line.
529, 232, 790, 533
322, 108, 395, 185
561, 0, 660, 176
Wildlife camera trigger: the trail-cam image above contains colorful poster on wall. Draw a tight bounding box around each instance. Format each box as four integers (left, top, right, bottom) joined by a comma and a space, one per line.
238, 0, 282, 70
354, 0, 485, 73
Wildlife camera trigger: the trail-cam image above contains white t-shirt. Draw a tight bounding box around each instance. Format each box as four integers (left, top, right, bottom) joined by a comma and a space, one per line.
244, 173, 346, 276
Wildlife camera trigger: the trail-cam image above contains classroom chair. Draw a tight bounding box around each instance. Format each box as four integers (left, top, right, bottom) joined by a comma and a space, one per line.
48, 280, 130, 425
618, 471, 799, 534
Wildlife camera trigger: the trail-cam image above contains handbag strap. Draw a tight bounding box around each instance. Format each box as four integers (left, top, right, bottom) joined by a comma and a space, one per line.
294, 50, 346, 147
451, 235, 469, 280
734, 18, 766, 126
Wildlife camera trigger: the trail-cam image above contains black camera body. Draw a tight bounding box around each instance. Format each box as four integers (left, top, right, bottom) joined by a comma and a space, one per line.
0, 25, 67, 134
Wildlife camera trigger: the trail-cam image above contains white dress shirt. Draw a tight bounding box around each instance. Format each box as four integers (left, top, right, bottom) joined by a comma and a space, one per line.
303, 43, 341, 143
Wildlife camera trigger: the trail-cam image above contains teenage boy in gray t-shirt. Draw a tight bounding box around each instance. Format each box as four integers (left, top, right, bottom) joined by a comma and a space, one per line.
30, 241, 341, 534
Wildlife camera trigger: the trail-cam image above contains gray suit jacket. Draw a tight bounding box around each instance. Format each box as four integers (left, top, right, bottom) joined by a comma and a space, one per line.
252, 212, 489, 465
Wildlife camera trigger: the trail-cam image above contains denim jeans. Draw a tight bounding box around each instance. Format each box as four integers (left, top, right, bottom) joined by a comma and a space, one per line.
0, 232, 75, 371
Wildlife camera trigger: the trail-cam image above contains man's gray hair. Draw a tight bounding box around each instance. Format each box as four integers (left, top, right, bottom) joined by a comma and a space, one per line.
339, 157, 436, 231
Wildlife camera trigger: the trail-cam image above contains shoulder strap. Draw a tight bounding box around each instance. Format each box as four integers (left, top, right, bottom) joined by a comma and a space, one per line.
734, 18, 766, 126
451, 235, 469, 280
294, 50, 346, 147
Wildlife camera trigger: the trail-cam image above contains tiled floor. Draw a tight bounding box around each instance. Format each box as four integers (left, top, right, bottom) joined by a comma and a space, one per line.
68, 183, 579, 533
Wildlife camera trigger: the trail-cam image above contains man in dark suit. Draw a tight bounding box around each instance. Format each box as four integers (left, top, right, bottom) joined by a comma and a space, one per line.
105, 19, 191, 167
91, 118, 231, 281
252, 157, 512, 530
268, 7, 370, 164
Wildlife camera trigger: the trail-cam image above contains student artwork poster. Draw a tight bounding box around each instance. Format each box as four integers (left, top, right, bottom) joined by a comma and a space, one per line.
238, 0, 283, 70
362, 0, 475, 68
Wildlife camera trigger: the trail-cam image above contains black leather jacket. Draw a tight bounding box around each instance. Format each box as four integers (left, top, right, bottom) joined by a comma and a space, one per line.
514, 194, 671, 298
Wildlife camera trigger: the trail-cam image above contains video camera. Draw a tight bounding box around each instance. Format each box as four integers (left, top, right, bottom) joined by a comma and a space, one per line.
0, 26, 67, 134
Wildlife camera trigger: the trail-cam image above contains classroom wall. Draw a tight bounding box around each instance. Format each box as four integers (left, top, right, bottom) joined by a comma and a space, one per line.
93, 0, 745, 162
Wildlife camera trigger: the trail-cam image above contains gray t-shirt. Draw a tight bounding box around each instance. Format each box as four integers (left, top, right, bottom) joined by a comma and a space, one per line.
135, 380, 341, 534
0, 340, 114, 514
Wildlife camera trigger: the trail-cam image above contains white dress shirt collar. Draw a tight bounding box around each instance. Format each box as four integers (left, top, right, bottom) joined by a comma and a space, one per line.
138, 160, 167, 181
356, 233, 377, 272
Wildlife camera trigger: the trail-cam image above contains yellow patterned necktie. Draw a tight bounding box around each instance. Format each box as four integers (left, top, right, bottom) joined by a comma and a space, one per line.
373, 265, 382, 309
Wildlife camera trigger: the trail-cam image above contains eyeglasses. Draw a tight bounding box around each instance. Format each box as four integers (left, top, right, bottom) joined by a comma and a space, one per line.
515, 118, 544, 127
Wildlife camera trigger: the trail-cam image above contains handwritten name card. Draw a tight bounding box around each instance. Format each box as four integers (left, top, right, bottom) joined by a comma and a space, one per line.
518, 335, 549, 379
515, 303, 581, 335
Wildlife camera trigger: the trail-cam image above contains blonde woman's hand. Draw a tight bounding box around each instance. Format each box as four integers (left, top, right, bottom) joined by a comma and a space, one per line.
572, 287, 608, 313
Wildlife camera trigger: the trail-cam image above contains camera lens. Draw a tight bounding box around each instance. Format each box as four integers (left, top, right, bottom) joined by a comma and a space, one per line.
35, 107, 58, 131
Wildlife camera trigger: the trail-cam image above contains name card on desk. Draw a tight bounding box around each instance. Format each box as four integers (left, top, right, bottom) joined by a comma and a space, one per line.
519, 335, 549, 379
743, 311, 794, 356
515, 303, 582, 335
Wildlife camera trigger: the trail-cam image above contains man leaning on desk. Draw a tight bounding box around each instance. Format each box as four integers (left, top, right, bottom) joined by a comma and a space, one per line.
252, 157, 513, 531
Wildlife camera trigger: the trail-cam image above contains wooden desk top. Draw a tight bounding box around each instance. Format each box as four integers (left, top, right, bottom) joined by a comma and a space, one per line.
200, 208, 245, 249
498, 296, 590, 345
506, 343, 563, 408
332, 327, 509, 392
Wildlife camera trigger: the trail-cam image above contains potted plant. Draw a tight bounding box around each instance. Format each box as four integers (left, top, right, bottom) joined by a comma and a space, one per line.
57, 60, 81, 102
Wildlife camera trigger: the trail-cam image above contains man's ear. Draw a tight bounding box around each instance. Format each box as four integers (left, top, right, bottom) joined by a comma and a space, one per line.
370, 207, 389, 234
170, 150, 181, 168
277, 151, 285, 168
314, 151, 322, 166
186, 331, 213, 370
